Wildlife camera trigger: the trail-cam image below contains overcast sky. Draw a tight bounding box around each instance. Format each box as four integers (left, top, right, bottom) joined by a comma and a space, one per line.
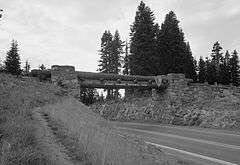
0, 0, 240, 71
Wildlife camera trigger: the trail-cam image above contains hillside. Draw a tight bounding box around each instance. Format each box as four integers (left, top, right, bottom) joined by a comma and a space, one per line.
0, 74, 195, 165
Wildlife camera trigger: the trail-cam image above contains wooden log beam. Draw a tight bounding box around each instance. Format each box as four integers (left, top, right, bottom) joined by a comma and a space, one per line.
80, 83, 157, 89
76, 71, 155, 82
79, 79, 168, 89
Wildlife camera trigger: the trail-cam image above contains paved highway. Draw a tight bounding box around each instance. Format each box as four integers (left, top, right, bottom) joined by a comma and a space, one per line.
115, 122, 240, 165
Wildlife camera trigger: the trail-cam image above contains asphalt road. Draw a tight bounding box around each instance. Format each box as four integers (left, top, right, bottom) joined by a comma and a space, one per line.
115, 122, 240, 165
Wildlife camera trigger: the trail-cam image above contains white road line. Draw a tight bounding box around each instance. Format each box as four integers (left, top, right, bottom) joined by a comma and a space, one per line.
146, 142, 238, 165
119, 127, 240, 150
120, 122, 240, 137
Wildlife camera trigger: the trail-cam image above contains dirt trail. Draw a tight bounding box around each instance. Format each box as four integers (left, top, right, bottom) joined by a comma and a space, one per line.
32, 107, 81, 165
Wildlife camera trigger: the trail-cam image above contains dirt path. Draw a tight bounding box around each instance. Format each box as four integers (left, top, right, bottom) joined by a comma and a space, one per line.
32, 107, 81, 165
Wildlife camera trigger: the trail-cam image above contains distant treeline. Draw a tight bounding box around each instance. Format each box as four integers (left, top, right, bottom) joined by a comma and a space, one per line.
198, 43, 239, 86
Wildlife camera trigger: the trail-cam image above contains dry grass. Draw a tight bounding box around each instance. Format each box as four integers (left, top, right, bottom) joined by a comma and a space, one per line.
0, 73, 65, 165
42, 98, 193, 165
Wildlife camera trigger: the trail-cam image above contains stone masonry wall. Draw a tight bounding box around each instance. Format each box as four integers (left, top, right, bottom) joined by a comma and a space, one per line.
51, 65, 78, 88
51, 65, 80, 97
91, 80, 240, 129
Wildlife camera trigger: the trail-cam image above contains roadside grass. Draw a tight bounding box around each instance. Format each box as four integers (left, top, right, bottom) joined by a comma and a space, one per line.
42, 98, 196, 165
0, 73, 65, 165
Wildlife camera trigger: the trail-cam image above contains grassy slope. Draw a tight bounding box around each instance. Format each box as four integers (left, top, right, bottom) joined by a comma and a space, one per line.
0, 74, 194, 165
0, 74, 65, 165
41, 98, 191, 165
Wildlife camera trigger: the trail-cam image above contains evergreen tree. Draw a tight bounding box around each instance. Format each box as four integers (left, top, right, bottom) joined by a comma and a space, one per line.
211, 41, 223, 65
123, 40, 132, 96
220, 50, 231, 85
123, 40, 130, 75
198, 56, 206, 83
98, 30, 124, 74
39, 64, 46, 70
111, 30, 124, 97
185, 42, 197, 80
156, 11, 196, 79
98, 30, 124, 98
111, 30, 124, 74
98, 30, 113, 73
206, 57, 216, 85
211, 41, 223, 83
24, 60, 30, 75
4, 40, 21, 75
98, 30, 113, 98
129, 1, 157, 76
229, 50, 239, 86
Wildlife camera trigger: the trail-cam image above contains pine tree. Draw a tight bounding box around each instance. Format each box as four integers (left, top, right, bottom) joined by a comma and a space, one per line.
129, 1, 157, 76
4, 40, 21, 75
229, 50, 239, 86
123, 40, 130, 75
185, 42, 197, 80
98, 30, 124, 98
98, 30, 113, 73
211, 41, 223, 65
219, 50, 231, 85
24, 60, 31, 75
111, 30, 124, 97
39, 64, 46, 70
156, 11, 196, 78
206, 57, 216, 85
111, 30, 124, 74
198, 56, 206, 83
211, 41, 223, 84
98, 30, 124, 74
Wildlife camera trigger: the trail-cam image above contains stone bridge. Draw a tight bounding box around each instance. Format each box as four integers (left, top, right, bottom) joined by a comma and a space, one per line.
49, 65, 240, 130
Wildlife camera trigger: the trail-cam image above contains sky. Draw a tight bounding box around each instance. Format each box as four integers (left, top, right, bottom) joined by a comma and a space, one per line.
0, 0, 240, 72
